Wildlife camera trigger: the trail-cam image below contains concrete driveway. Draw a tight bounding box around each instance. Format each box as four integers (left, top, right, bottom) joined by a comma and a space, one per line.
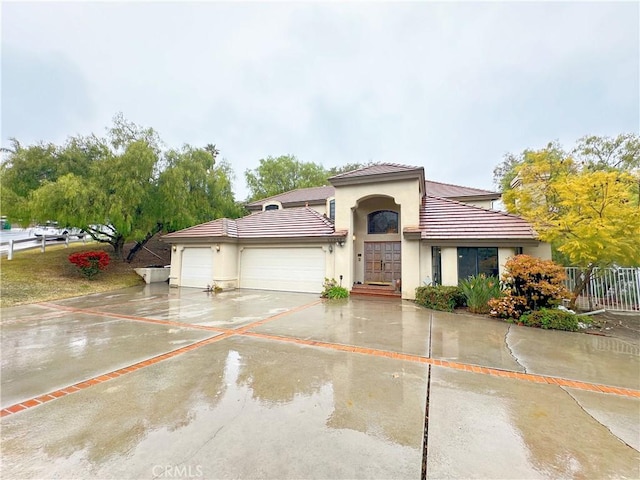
1, 285, 638, 479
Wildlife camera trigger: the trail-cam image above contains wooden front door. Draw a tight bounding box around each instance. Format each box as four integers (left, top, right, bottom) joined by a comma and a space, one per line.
364, 242, 401, 284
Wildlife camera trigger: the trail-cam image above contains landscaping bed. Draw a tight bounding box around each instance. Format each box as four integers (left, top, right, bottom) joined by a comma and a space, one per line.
0, 234, 171, 308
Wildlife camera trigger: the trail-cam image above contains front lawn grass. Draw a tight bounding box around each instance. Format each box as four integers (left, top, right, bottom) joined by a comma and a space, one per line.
1, 243, 144, 307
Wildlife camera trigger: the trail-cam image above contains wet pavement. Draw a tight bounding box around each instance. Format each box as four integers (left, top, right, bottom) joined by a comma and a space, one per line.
1, 285, 639, 479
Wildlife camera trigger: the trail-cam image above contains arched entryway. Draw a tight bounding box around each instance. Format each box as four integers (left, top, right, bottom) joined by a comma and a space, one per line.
352, 196, 401, 286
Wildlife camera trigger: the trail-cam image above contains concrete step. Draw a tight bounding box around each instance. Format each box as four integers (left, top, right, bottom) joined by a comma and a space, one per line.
350, 284, 401, 298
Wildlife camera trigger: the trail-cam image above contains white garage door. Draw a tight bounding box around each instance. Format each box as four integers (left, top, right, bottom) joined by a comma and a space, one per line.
240, 247, 325, 293
181, 247, 214, 288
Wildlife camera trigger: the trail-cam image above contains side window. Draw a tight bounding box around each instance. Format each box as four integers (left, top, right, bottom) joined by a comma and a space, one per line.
432, 246, 442, 285
367, 210, 399, 234
329, 199, 335, 221
457, 247, 498, 281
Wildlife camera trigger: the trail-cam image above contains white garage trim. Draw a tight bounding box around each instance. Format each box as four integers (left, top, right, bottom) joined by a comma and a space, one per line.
181, 247, 214, 288
240, 247, 325, 293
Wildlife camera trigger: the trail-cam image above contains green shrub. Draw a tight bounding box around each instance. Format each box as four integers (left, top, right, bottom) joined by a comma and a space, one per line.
459, 274, 502, 314
489, 255, 571, 319
516, 308, 584, 332
415, 285, 465, 312
321, 278, 349, 299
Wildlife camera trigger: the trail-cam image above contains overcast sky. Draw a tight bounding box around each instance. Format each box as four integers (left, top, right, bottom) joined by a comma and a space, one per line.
2, 1, 638, 200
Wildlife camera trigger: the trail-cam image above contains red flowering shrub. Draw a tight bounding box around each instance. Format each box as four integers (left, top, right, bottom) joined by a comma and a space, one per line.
68, 251, 110, 279
488, 255, 571, 319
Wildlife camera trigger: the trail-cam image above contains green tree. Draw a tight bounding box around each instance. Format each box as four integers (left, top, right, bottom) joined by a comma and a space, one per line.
574, 133, 640, 171
2, 114, 242, 260
244, 157, 378, 201
158, 144, 243, 232
493, 141, 568, 192
245, 155, 329, 201
327, 162, 375, 177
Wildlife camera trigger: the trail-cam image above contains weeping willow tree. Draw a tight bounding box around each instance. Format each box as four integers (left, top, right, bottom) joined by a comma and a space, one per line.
1, 114, 244, 260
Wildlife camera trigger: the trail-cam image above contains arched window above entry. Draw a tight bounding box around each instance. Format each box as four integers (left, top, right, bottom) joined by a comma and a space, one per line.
367, 210, 399, 234
263, 203, 281, 211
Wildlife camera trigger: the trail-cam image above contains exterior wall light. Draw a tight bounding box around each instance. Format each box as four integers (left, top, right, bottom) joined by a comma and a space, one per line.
328, 244, 333, 253
215, 244, 221, 252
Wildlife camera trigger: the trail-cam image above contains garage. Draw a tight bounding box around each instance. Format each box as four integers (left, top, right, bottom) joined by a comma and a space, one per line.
240, 247, 325, 293
181, 247, 214, 288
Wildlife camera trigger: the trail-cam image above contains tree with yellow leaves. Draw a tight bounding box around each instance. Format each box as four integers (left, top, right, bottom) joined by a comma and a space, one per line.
499, 138, 640, 303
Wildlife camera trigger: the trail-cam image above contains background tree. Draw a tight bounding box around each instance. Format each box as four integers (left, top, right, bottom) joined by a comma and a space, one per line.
244, 155, 328, 201
244, 157, 377, 201
327, 162, 374, 177
158, 144, 243, 232
1, 114, 242, 260
574, 133, 640, 171
496, 135, 640, 304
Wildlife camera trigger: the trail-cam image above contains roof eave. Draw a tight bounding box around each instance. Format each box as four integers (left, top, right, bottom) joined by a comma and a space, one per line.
161, 235, 239, 245
421, 237, 542, 247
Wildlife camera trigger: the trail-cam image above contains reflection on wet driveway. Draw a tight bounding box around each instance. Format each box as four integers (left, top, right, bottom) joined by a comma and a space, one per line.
1, 284, 638, 479
1, 337, 426, 479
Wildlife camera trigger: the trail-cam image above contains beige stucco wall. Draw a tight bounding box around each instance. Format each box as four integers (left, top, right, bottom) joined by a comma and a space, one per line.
315, 203, 328, 216
523, 242, 552, 260
464, 200, 494, 209
402, 240, 421, 299
215, 242, 239, 289
440, 247, 459, 286
419, 243, 433, 285
498, 247, 517, 278
168, 246, 180, 286
278, 203, 327, 216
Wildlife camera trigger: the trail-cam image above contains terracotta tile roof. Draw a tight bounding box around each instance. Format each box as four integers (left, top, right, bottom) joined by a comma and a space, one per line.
246, 185, 334, 210
425, 180, 500, 200
238, 207, 336, 238
420, 196, 537, 240
164, 207, 342, 241
328, 163, 423, 180
162, 218, 237, 239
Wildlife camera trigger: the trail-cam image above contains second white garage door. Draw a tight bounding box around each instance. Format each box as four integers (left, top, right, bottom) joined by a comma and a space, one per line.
181, 247, 214, 288
240, 247, 325, 293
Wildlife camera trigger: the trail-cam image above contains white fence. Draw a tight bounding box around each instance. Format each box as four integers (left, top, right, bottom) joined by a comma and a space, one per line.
1, 235, 88, 260
564, 267, 640, 313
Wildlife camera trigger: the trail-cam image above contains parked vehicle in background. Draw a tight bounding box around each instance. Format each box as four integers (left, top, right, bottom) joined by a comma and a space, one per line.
86, 224, 115, 241
0, 216, 11, 230
32, 221, 85, 240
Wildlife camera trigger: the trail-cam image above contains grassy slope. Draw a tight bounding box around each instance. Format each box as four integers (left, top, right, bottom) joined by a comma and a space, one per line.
0, 243, 144, 308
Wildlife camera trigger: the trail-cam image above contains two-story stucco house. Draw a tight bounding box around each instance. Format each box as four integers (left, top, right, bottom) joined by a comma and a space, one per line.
163, 163, 551, 300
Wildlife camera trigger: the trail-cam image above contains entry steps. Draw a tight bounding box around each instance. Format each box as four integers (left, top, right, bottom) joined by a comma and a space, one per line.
350, 283, 401, 298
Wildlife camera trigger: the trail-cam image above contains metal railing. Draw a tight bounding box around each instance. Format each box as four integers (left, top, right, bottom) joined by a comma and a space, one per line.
564, 267, 640, 312
1, 235, 89, 260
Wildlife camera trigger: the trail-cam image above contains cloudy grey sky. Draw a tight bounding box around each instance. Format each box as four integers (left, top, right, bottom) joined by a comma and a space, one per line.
2, 1, 638, 200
